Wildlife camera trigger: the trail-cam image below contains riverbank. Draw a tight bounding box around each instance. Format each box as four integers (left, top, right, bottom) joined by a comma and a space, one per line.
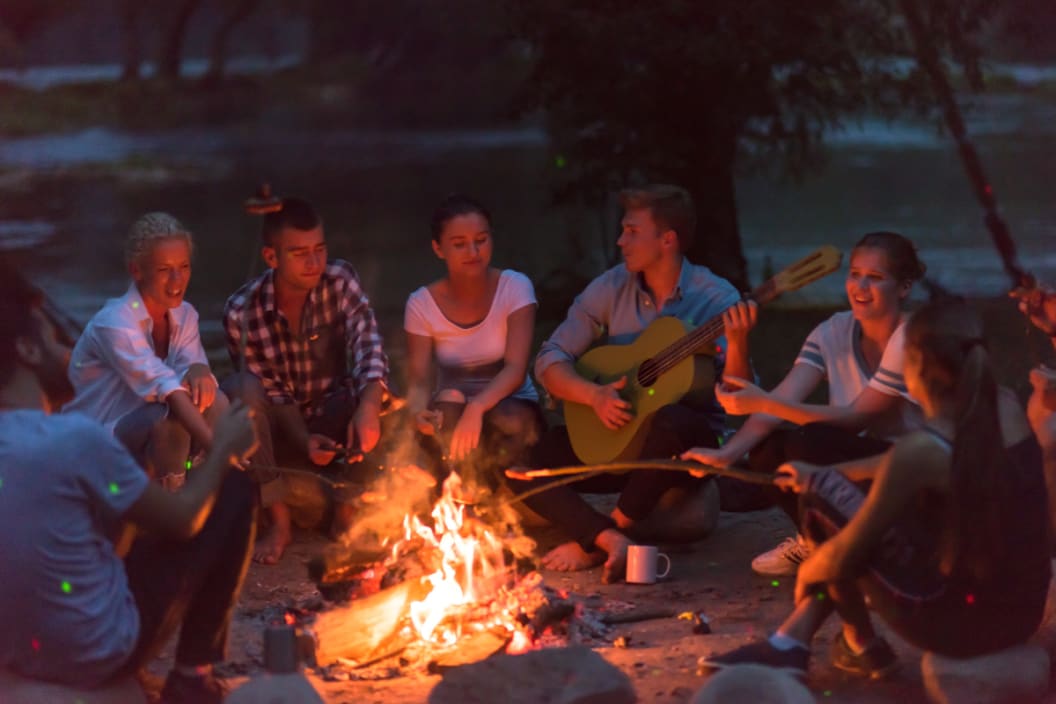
0, 52, 527, 138
3, 57, 1055, 138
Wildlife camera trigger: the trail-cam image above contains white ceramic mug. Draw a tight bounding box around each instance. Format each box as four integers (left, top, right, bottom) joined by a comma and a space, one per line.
626, 545, 671, 584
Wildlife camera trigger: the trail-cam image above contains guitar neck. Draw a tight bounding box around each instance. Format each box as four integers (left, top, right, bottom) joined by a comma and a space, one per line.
639, 279, 780, 384
637, 246, 840, 386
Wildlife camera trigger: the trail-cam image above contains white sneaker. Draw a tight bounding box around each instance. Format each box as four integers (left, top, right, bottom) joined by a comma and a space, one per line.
751, 535, 809, 576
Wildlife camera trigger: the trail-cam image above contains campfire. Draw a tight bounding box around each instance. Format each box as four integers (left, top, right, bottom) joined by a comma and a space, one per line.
298, 470, 614, 676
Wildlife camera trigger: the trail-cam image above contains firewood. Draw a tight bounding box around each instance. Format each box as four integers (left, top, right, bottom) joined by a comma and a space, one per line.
310, 578, 431, 665
601, 606, 678, 624
428, 629, 510, 670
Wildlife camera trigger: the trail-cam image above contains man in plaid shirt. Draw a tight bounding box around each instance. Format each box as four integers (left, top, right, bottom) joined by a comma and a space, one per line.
223, 197, 389, 564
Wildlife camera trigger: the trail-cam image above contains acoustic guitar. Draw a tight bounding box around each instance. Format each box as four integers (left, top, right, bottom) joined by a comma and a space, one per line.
564, 246, 843, 464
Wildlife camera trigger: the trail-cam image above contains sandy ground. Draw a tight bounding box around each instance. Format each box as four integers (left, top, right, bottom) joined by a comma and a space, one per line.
136, 300, 1056, 702
145, 501, 1032, 704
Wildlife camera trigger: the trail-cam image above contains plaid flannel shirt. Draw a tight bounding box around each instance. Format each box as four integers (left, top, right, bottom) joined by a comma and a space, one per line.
223, 260, 389, 417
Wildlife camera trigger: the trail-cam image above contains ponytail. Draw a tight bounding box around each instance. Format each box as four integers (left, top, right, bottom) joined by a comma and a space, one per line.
906, 303, 1008, 580
941, 344, 1008, 579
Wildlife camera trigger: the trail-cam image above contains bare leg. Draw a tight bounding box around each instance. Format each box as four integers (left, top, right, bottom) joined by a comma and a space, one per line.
827, 580, 878, 652
253, 501, 292, 565
147, 414, 192, 481
596, 528, 632, 584
774, 594, 835, 645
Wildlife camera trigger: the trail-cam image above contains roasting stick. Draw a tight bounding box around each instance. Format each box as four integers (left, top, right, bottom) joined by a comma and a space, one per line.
505, 459, 776, 485
501, 459, 775, 507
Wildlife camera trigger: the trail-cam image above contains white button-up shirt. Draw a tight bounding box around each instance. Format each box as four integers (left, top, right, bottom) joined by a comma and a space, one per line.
65, 284, 209, 430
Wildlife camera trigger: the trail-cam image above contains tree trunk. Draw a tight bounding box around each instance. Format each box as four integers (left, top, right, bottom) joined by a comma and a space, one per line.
306, 0, 345, 66
119, 0, 143, 81
205, 0, 263, 82
684, 131, 749, 291
156, 0, 204, 82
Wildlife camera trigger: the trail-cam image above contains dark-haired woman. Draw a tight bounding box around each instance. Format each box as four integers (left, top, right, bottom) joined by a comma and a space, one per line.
404, 196, 542, 489
700, 301, 1050, 678
684, 232, 927, 575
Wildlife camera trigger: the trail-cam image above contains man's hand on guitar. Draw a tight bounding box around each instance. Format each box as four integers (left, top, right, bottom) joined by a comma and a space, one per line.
715, 376, 769, 416
721, 300, 758, 349
591, 376, 633, 430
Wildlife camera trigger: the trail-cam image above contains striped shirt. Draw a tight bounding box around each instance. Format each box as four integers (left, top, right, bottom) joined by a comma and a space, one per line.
795, 311, 920, 437
223, 260, 389, 417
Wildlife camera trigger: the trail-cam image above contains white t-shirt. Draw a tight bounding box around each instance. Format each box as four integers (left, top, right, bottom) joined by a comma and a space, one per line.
404, 269, 538, 401
794, 311, 922, 438
0, 410, 149, 686
65, 283, 211, 430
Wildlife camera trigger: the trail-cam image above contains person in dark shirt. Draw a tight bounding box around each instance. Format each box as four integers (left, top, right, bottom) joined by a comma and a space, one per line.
700, 300, 1050, 679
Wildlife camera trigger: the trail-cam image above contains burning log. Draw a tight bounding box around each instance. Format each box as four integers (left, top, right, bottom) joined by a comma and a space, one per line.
428, 630, 510, 670
309, 578, 432, 666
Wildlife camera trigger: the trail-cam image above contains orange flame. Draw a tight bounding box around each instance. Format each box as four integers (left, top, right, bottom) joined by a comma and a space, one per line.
395, 473, 508, 644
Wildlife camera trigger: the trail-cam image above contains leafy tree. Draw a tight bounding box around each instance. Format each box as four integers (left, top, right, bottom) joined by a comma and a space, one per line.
509, 0, 996, 289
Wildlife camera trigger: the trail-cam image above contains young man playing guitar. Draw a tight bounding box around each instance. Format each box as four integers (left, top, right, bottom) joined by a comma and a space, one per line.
509, 184, 756, 582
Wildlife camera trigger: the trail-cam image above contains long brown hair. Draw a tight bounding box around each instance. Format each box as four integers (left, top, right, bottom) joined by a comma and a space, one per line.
904, 301, 1007, 580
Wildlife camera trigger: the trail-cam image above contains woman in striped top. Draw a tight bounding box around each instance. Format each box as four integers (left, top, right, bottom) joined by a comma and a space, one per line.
683, 232, 926, 576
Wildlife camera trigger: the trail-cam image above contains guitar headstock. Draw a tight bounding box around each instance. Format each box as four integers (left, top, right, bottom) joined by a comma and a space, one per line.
769, 245, 843, 297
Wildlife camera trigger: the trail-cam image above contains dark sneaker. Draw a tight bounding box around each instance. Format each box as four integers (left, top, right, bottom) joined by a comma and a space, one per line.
830, 631, 899, 679
698, 640, 809, 678
160, 670, 228, 704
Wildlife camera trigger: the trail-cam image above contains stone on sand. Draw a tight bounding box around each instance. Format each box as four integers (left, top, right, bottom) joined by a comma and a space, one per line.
1031, 558, 1056, 656
428, 646, 635, 704
0, 669, 146, 704
921, 644, 1049, 704
690, 664, 815, 704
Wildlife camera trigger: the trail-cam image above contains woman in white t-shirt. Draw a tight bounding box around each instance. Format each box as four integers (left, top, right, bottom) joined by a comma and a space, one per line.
405, 195, 542, 484
683, 232, 927, 574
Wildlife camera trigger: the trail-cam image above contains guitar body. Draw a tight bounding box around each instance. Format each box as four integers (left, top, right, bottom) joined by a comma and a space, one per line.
566, 316, 714, 465
562, 245, 842, 466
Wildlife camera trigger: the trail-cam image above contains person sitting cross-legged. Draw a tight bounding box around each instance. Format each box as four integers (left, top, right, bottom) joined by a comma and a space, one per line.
405, 195, 544, 492
683, 232, 927, 577
223, 196, 390, 565
699, 301, 1050, 679
65, 213, 229, 492
0, 267, 259, 704
505, 184, 756, 582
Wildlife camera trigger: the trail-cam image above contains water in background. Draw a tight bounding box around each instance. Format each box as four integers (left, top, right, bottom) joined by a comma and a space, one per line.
1, 90, 1054, 351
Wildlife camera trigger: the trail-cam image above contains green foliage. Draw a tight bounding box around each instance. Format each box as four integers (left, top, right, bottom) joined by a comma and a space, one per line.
508, 0, 998, 285
514, 0, 994, 184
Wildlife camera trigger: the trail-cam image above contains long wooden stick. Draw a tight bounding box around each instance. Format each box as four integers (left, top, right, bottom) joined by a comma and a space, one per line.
505, 459, 776, 485
500, 460, 775, 507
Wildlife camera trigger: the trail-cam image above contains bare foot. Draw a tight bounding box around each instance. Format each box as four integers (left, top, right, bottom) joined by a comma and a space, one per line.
595, 528, 632, 584
541, 541, 605, 571
253, 523, 291, 565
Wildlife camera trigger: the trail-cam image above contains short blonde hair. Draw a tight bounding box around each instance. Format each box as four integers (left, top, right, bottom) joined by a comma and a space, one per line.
125, 212, 193, 266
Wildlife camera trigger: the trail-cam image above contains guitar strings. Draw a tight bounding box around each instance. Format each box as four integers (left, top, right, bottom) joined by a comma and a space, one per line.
637, 280, 769, 384
637, 276, 790, 386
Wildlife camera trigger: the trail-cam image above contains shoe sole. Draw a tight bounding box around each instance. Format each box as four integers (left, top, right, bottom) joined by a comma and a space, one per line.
700, 659, 808, 679
750, 565, 800, 577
